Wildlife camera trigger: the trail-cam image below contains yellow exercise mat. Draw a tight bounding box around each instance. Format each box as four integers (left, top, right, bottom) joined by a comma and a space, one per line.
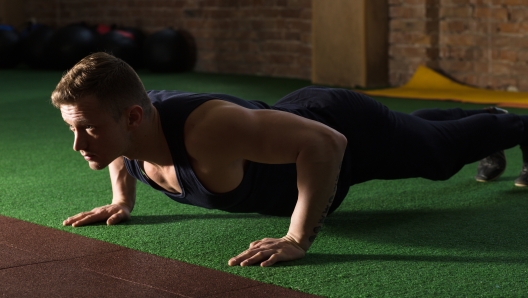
362, 65, 528, 108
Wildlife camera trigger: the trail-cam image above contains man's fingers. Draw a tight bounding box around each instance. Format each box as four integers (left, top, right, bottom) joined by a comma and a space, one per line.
63, 212, 91, 226
229, 237, 307, 267
249, 239, 262, 248
63, 205, 130, 227
106, 214, 119, 225
67, 210, 110, 227
240, 251, 274, 266
228, 250, 255, 266
260, 253, 282, 267
229, 249, 273, 266
71, 213, 104, 227
69, 218, 89, 227
228, 254, 247, 266
106, 212, 126, 225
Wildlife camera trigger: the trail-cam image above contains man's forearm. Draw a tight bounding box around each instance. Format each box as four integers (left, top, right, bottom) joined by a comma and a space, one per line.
287, 165, 341, 251
109, 157, 137, 212
286, 136, 346, 251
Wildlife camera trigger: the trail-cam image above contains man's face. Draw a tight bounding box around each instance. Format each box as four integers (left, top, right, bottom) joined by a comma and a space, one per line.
60, 96, 128, 170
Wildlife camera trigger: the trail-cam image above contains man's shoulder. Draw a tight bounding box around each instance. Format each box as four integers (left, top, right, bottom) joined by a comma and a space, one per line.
146, 90, 197, 103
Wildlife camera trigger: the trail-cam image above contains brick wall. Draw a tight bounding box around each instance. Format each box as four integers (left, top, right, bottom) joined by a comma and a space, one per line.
25, 0, 312, 79
389, 0, 528, 91
22, 0, 528, 90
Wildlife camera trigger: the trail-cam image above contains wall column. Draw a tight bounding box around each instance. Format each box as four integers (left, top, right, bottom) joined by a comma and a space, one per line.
312, 0, 388, 88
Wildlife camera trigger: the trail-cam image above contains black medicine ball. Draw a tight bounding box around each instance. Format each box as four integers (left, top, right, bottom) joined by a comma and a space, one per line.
143, 28, 196, 72
47, 24, 97, 70
0, 27, 21, 68
96, 30, 141, 68
21, 25, 55, 69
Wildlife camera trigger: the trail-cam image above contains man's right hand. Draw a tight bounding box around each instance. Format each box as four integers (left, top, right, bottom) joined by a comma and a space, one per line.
63, 204, 131, 227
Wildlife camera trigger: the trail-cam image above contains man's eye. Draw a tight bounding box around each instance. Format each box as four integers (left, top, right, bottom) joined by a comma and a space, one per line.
86, 125, 94, 130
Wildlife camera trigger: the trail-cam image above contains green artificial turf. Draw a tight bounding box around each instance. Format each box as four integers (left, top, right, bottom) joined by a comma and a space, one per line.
2, 69, 528, 297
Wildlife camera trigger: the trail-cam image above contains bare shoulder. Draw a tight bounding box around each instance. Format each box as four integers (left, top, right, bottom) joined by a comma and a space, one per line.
184, 100, 255, 139
183, 100, 255, 165
188, 99, 252, 124
183, 99, 346, 166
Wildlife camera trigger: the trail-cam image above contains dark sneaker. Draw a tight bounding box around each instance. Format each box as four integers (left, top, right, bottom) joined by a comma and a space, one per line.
475, 151, 507, 182
514, 164, 528, 187
474, 106, 509, 182
484, 106, 509, 115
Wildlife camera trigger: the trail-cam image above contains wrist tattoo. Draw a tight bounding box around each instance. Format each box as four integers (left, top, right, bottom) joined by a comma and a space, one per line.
309, 166, 341, 243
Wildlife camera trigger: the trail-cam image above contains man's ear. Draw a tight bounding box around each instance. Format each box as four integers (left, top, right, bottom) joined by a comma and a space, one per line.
125, 105, 144, 129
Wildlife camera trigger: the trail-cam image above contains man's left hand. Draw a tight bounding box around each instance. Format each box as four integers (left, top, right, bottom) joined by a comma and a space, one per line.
228, 236, 306, 267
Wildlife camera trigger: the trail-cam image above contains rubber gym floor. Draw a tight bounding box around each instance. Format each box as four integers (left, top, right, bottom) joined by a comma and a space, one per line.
1, 69, 528, 297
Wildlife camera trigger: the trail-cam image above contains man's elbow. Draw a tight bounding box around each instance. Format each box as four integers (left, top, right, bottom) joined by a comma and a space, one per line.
323, 131, 348, 157
336, 132, 348, 150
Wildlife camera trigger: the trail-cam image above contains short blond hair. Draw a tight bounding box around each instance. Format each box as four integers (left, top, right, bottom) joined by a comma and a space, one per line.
51, 52, 151, 120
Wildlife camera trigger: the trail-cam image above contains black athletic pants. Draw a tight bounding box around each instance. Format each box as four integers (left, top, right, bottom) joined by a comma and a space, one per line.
358, 106, 527, 183
276, 87, 528, 186
275, 87, 528, 213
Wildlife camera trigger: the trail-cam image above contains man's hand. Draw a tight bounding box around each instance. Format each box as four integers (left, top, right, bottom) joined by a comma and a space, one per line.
63, 204, 131, 227
228, 236, 306, 267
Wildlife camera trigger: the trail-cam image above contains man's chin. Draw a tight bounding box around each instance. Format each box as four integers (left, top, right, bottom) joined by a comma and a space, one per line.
88, 161, 109, 170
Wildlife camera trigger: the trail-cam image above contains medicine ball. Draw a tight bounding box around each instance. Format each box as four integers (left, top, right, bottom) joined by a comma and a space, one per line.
96, 29, 141, 68
143, 28, 196, 72
47, 24, 97, 70
21, 25, 55, 69
120, 27, 146, 48
0, 25, 21, 68
95, 24, 112, 35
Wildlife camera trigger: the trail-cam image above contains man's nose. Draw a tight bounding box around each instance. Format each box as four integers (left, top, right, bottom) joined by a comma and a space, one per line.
73, 131, 86, 152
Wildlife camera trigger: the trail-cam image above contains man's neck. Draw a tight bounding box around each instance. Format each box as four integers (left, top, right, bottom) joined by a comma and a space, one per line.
124, 108, 172, 167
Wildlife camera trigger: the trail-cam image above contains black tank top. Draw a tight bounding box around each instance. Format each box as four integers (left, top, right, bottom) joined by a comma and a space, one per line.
123, 87, 374, 216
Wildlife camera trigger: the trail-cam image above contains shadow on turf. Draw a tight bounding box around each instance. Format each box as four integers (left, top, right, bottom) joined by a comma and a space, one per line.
124, 213, 263, 225
124, 199, 528, 263
323, 205, 528, 252
274, 206, 528, 267
127, 205, 528, 252
287, 253, 528, 266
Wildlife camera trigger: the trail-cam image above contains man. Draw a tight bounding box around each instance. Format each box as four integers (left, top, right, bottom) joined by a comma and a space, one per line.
54, 52, 528, 267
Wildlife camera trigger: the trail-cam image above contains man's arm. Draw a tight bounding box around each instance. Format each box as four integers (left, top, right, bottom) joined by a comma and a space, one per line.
229, 125, 345, 266
63, 156, 137, 227
185, 101, 347, 266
